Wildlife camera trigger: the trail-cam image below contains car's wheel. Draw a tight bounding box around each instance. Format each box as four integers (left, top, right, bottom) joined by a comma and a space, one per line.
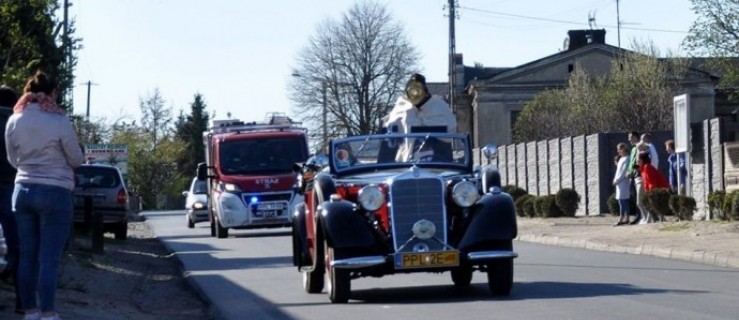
451, 264, 473, 287
303, 230, 324, 293
215, 215, 228, 239
325, 240, 350, 303
113, 221, 128, 240
486, 259, 513, 296
187, 215, 195, 229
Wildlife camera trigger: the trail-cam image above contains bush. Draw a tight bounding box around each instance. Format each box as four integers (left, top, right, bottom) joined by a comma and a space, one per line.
607, 193, 619, 216
677, 195, 697, 221
502, 185, 528, 202
730, 191, 739, 221
539, 195, 564, 218
722, 190, 737, 218
707, 190, 726, 220
555, 188, 580, 217
669, 194, 680, 216
522, 195, 537, 218
533, 196, 546, 218
644, 188, 672, 219
515, 194, 534, 218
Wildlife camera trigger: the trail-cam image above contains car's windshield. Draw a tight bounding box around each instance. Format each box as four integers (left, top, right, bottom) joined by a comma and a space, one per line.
192, 179, 208, 194
219, 137, 308, 174
330, 133, 469, 173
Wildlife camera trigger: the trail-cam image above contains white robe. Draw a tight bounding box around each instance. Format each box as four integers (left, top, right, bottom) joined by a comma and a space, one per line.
384, 95, 457, 161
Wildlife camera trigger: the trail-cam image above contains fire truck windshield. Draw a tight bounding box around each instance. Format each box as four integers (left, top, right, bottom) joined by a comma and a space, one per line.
219, 137, 308, 174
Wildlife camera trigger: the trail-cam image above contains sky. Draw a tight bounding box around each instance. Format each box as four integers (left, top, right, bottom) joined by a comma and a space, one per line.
69, 0, 697, 125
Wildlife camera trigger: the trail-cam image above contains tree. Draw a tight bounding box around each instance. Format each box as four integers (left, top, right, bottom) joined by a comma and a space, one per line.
290, 0, 419, 145
112, 90, 186, 209
175, 93, 210, 177
0, 0, 80, 110
684, 0, 739, 98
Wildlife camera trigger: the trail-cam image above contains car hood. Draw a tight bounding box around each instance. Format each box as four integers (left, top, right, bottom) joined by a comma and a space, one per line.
220, 173, 297, 192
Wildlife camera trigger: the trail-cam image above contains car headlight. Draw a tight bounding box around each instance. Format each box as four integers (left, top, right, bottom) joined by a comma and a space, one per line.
358, 185, 384, 211
452, 181, 480, 207
221, 183, 241, 192
193, 201, 205, 209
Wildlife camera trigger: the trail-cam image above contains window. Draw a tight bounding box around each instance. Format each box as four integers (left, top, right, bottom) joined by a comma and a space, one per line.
220, 137, 308, 174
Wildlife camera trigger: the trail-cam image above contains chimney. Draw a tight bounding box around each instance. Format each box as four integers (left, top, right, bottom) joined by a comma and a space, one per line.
567, 29, 606, 51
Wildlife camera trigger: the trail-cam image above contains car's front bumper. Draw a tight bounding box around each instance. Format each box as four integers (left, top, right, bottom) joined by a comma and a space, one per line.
187, 209, 209, 223
330, 250, 518, 271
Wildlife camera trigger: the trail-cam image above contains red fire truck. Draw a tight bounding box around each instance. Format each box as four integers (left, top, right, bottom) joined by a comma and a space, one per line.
197, 113, 309, 238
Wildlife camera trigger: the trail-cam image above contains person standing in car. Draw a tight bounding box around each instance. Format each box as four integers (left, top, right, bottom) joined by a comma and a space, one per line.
384, 73, 457, 161
5, 71, 84, 320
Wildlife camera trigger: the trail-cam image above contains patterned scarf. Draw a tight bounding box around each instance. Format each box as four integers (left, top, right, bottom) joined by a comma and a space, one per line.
13, 92, 65, 115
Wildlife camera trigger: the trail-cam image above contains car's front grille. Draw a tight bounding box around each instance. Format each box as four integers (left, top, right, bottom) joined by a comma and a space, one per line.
389, 177, 446, 251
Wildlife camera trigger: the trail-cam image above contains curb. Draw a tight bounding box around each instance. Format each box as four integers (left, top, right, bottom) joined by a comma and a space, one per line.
516, 233, 739, 269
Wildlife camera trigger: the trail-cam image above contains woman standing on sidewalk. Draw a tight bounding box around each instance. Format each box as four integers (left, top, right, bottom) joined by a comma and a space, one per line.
612, 143, 631, 226
5, 71, 84, 320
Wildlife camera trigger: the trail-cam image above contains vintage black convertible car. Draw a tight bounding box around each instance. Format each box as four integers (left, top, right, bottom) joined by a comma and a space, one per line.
291, 132, 517, 303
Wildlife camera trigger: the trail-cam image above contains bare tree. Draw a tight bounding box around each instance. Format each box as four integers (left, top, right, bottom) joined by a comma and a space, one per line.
289, 0, 419, 146
139, 88, 172, 144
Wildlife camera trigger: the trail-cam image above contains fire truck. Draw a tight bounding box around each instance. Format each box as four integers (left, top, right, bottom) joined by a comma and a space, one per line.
197, 113, 309, 238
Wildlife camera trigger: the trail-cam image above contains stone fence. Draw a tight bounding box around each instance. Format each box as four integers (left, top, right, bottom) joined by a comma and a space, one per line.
472, 128, 723, 216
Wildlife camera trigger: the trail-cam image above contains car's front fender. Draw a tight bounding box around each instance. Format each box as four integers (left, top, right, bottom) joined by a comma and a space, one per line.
319, 200, 375, 250
457, 190, 517, 251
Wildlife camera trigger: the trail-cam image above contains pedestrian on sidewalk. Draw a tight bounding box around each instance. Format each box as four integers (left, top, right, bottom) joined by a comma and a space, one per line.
0, 85, 21, 314
5, 71, 84, 320
638, 151, 670, 223
612, 143, 631, 226
665, 139, 687, 195
626, 131, 644, 225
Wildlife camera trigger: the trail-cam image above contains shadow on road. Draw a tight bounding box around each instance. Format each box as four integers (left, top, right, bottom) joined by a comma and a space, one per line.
349, 281, 707, 304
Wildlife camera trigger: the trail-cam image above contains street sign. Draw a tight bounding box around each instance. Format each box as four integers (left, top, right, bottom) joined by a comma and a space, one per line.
673, 94, 690, 153
84, 143, 128, 175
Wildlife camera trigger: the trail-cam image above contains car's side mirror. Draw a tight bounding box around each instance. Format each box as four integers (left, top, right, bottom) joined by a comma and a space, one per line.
182, 191, 188, 197
482, 144, 498, 161
196, 162, 209, 180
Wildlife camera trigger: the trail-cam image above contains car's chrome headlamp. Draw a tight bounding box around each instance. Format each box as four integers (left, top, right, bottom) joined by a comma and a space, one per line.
412, 219, 436, 240
193, 201, 205, 209
358, 185, 384, 211
452, 181, 480, 207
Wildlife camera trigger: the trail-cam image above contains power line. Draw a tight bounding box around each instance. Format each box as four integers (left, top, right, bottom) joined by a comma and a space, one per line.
457, 5, 688, 34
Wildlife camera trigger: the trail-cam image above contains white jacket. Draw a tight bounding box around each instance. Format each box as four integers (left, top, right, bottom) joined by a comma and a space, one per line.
613, 156, 630, 200
384, 96, 456, 162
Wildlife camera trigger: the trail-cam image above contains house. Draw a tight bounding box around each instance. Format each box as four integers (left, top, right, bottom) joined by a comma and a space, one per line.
448, 29, 722, 148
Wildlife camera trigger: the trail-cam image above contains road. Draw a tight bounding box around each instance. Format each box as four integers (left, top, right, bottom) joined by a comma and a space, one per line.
143, 211, 739, 320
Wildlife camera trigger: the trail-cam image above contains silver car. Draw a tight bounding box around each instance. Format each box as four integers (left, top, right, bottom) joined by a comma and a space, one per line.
183, 178, 208, 228
73, 164, 130, 240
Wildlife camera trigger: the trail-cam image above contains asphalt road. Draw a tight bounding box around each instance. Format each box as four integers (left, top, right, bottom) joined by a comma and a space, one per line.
143, 210, 739, 320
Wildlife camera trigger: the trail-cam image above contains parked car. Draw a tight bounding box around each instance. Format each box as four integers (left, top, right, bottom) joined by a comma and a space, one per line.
0, 224, 6, 273
183, 177, 209, 228
73, 164, 130, 240
291, 131, 518, 303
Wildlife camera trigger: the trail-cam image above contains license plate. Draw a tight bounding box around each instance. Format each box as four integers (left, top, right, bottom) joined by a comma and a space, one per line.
256, 203, 284, 211
256, 210, 278, 218
395, 251, 459, 269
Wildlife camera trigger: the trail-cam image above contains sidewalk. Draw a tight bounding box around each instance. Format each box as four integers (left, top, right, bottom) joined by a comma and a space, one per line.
516, 215, 739, 269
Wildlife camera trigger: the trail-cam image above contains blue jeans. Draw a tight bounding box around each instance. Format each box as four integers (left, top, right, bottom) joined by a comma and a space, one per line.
13, 183, 73, 313
618, 199, 630, 221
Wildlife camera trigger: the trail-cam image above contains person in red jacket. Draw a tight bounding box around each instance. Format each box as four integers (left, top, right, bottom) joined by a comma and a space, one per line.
638, 151, 669, 223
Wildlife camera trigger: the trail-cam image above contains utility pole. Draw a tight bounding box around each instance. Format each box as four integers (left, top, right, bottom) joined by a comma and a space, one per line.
448, 0, 457, 111
63, 0, 73, 106
616, 0, 621, 48
83, 81, 98, 120
321, 81, 328, 154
